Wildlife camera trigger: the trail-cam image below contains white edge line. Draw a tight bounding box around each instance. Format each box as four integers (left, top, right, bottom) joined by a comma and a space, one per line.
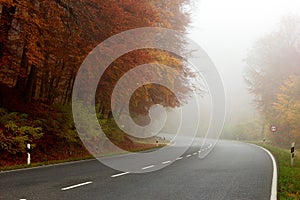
111, 172, 130, 178
1, 159, 95, 174
1, 153, 138, 174
61, 181, 93, 191
142, 165, 155, 170
249, 144, 277, 200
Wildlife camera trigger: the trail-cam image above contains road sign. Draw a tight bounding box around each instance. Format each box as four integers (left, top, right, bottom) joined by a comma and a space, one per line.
270, 125, 277, 133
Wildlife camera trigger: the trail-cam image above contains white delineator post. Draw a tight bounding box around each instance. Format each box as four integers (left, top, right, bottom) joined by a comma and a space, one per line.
291, 142, 295, 167
27, 143, 31, 165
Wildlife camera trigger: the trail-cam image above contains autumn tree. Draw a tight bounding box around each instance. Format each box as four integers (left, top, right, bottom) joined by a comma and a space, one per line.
0, 0, 196, 159
245, 16, 300, 145
0, 0, 193, 108
273, 76, 300, 143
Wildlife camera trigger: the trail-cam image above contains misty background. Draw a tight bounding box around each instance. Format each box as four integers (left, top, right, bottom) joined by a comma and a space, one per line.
161, 0, 300, 140
191, 0, 299, 138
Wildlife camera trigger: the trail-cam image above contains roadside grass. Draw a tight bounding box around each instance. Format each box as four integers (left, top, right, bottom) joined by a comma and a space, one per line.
255, 143, 300, 200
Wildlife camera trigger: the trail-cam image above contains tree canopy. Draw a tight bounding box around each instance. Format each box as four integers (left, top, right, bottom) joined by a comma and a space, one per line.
245, 16, 300, 146
0, 0, 195, 160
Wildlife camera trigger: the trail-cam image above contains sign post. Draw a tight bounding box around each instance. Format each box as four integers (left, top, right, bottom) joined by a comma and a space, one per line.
27, 143, 31, 165
291, 142, 295, 167
270, 125, 277, 133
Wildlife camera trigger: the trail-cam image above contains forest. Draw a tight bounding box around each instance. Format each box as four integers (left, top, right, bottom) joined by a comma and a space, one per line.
243, 16, 300, 147
218, 16, 300, 148
0, 0, 193, 166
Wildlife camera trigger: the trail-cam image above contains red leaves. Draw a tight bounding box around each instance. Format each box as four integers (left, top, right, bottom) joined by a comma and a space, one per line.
0, 0, 192, 112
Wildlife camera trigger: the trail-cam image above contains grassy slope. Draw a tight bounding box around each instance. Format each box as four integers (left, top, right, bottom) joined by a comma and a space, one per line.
0, 105, 167, 171
256, 143, 300, 199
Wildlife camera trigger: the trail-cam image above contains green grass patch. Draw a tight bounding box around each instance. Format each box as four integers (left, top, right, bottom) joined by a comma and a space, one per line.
255, 143, 300, 199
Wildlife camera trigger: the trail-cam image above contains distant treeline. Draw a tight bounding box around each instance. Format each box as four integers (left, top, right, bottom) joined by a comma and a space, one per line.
245, 16, 300, 147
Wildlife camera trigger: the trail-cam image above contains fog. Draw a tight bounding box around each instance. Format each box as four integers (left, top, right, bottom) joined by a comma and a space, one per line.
188, 0, 300, 128
160, 0, 300, 139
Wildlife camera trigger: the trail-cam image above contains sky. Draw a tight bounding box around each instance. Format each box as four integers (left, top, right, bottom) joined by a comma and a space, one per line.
188, 0, 300, 124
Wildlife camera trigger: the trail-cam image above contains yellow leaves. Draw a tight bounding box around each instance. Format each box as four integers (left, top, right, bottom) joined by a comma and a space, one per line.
273, 75, 300, 138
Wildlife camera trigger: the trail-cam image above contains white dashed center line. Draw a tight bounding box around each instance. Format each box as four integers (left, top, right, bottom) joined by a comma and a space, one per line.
61, 181, 93, 191
176, 157, 183, 160
186, 154, 191, 158
142, 165, 155, 170
193, 152, 197, 155
111, 172, 130, 178
162, 160, 171, 165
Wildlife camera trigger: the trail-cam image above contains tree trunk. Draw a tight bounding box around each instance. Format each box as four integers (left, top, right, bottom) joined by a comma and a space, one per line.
15, 40, 29, 89
63, 72, 75, 105
0, 4, 16, 58
24, 65, 37, 103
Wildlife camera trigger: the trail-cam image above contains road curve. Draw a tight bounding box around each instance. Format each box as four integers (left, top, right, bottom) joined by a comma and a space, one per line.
0, 140, 275, 200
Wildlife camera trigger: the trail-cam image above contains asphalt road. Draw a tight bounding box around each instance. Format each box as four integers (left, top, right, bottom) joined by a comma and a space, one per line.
0, 140, 275, 200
